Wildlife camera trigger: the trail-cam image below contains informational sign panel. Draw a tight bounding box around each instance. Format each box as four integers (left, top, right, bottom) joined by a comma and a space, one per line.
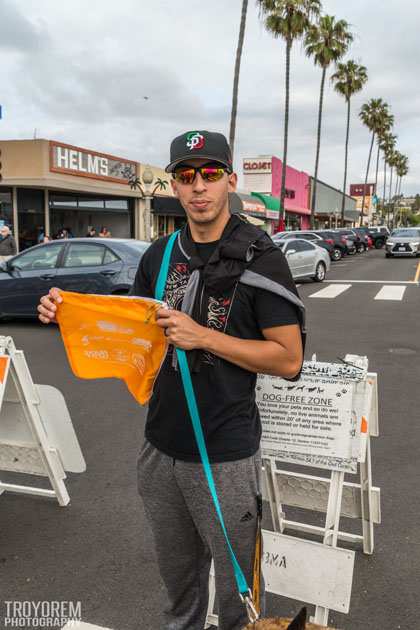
262, 530, 354, 613
257, 360, 367, 473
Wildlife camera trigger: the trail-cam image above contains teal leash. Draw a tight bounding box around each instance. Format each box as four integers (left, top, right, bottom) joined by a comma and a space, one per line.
154, 230, 258, 622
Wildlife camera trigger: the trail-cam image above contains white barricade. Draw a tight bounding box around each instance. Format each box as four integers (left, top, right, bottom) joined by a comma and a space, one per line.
206, 354, 380, 628
0, 336, 86, 506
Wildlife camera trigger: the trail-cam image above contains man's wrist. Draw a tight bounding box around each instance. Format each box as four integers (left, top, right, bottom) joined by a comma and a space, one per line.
199, 326, 217, 352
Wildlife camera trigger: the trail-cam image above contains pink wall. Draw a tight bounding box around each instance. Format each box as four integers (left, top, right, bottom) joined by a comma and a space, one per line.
271, 156, 310, 217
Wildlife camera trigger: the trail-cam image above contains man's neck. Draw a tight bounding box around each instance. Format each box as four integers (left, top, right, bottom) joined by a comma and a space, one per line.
187, 209, 230, 243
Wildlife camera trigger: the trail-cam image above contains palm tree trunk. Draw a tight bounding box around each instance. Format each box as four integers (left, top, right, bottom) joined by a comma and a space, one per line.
375, 144, 380, 195
383, 156, 387, 225
311, 67, 326, 229
340, 97, 351, 226
228, 0, 249, 160
360, 131, 375, 225
279, 38, 292, 231
389, 166, 394, 226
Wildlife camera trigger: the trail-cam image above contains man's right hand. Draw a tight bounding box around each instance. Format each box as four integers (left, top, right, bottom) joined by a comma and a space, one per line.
38, 287, 62, 324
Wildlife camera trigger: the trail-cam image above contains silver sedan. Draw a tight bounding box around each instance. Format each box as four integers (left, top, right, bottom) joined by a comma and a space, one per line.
385, 228, 420, 257
277, 237, 331, 282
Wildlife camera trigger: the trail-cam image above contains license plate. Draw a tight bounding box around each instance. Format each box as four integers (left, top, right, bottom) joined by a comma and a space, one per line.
398, 246, 405, 251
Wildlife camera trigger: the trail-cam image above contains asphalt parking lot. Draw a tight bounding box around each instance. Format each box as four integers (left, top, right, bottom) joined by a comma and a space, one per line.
1, 248, 419, 629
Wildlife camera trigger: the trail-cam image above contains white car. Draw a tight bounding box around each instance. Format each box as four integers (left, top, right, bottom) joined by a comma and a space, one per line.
385, 228, 420, 257
277, 238, 331, 282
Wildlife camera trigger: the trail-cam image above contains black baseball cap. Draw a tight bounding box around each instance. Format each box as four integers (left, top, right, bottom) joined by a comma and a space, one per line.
165, 130, 233, 173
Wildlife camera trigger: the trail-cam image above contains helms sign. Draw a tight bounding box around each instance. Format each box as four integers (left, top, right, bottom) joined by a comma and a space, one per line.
50, 141, 137, 184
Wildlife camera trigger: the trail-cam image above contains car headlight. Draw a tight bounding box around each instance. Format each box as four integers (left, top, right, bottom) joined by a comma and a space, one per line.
386, 242, 394, 248
410, 242, 419, 248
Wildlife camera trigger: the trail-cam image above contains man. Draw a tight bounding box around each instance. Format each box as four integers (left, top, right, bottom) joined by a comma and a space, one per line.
0, 225, 17, 260
38, 130, 305, 630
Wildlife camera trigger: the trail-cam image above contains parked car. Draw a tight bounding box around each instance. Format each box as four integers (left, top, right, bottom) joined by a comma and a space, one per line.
272, 230, 335, 260
0, 238, 149, 318
313, 230, 355, 260
352, 228, 370, 252
367, 226, 390, 248
385, 228, 420, 257
331, 228, 366, 253
276, 238, 331, 282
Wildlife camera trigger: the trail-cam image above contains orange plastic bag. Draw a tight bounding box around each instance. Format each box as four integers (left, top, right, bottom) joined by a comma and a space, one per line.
56, 291, 168, 405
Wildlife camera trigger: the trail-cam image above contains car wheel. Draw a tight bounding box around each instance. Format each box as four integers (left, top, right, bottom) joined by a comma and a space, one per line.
356, 245, 365, 253
347, 248, 356, 256
313, 262, 326, 282
375, 239, 385, 249
332, 247, 342, 261
385, 253, 392, 258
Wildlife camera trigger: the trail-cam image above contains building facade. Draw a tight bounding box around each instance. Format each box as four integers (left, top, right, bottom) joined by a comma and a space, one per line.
0, 139, 174, 251
242, 156, 311, 230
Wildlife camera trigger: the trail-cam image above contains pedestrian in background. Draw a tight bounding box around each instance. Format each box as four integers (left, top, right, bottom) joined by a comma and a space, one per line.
0, 225, 17, 260
86, 226, 97, 237
99, 226, 111, 238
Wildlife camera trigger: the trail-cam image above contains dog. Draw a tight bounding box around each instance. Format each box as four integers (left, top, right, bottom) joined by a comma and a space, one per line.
242, 606, 340, 629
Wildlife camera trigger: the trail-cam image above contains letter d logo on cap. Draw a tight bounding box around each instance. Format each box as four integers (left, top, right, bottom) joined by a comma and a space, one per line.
186, 131, 205, 151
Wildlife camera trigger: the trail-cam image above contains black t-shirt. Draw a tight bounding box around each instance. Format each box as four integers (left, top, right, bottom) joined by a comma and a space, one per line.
130, 235, 299, 463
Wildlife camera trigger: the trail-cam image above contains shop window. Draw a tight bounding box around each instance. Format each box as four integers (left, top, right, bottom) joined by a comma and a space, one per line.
49, 194, 78, 208
105, 199, 129, 210
0, 189, 13, 229
63, 243, 106, 268
78, 198, 105, 209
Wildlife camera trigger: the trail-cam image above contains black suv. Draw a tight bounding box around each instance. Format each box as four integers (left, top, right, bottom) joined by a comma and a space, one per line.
332, 228, 366, 253
314, 230, 355, 260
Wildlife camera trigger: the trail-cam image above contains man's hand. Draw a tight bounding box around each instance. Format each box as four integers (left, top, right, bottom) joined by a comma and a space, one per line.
156, 308, 208, 350
37, 287, 62, 324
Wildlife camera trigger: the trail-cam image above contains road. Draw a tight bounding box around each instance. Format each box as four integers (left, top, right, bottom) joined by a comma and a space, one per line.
1, 249, 419, 629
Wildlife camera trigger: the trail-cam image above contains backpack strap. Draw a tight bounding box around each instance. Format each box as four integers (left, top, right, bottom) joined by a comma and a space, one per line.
154, 231, 258, 622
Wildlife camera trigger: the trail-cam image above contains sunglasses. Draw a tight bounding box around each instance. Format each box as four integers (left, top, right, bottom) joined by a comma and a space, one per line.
172, 163, 231, 185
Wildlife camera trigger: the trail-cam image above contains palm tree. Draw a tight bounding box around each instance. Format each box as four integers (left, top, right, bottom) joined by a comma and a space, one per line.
358, 98, 389, 224
229, 0, 249, 159
374, 110, 394, 198
394, 155, 409, 226
305, 15, 353, 228
258, 0, 321, 230
331, 60, 368, 224
378, 132, 396, 221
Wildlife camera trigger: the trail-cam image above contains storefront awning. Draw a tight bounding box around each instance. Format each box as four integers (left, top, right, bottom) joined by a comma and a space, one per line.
251, 192, 310, 218
152, 196, 185, 217
229, 192, 266, 218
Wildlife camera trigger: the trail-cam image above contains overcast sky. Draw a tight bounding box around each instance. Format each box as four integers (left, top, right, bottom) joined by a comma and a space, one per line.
1, 0, 419, 195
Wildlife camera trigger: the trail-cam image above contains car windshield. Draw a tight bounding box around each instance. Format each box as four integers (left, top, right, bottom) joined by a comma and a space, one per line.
391, 229, 420, 237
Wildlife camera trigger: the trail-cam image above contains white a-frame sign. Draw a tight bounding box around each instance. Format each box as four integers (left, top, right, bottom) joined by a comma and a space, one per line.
0, 336, 85, 506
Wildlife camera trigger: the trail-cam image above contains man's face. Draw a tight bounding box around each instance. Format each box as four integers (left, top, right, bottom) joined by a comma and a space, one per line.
171, 158, 237, 226
0, 228, 8, 239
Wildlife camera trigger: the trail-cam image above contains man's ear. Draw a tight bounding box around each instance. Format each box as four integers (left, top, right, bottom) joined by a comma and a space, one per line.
170, 179, 179, 197
228, 172, 238, 192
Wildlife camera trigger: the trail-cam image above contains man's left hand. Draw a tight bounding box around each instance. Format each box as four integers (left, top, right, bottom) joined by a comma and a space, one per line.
156, 308, 208, 350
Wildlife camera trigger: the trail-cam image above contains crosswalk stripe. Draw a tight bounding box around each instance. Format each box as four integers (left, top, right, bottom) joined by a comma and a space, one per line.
309, 284, 351, 299
374, 285, 407, 301
62, 623, 113, 630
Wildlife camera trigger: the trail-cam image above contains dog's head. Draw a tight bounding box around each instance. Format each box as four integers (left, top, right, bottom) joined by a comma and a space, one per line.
242, 606, 307, 630
242, 606, 339, 629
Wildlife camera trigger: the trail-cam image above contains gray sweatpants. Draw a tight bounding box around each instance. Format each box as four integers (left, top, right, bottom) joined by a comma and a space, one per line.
137, 440, 264, 630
